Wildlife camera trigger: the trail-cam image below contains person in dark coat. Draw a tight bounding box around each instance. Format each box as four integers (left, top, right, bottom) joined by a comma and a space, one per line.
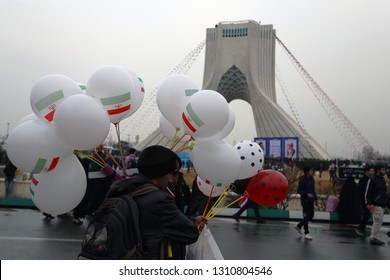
231, 178, 266, 223
72, 147, 114, 225
294, 166, 318, 240
356, 165, 374, 236
3, 158, 17, 197
365, 163, 388, 245
187, 174, 216, 217
338, 176, 360, 224
106, 145, 206, 259
169, 171, 191, 214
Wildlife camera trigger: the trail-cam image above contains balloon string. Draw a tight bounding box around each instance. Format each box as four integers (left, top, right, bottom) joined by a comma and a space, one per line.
99, 145, 126, 176
114, 123, 126, 170
73, 151, 104, 167
207, 193, 248, 220
173, 141, 189, 153
171, 132, 187, 151
202, 185, 215, 217
205, 184, 231, 218
169, 129, 180, 150
174, 136, 194, 153
93, 148, 107, 165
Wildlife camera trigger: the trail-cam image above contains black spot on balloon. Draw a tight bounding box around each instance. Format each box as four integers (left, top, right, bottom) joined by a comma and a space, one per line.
251, 152, 255, 156
240, 156, 245, 160
251, 162, 255, 167
272, 186, 277, 191
237, 146, 241, 150
262, 182, 266, 187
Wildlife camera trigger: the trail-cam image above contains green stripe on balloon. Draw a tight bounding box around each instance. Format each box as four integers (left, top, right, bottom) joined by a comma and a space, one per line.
29, 185, 35, 196
185, 89, 198, 96
100, 92, 130, 105
186, 103, 204, 127
31, 158, 47, 174
79, 85, 87, 90
34, 90, 64, 112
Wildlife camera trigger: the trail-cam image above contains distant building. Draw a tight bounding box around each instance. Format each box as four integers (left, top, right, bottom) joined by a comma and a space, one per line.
138, 20, 329, 159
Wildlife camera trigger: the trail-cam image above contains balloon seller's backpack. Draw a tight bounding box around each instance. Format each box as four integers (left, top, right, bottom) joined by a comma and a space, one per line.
78, 184, 157, 260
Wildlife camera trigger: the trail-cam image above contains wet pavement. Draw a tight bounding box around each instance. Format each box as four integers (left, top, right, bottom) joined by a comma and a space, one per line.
1, 207, 390, 260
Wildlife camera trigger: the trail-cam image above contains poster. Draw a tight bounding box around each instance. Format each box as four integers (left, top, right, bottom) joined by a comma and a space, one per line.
283, 137, 299, 160
268, 138, 282, 159
254, 137, 267, 157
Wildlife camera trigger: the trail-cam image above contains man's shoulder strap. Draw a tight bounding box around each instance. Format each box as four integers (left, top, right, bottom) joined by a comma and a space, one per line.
129, 184, 158, 197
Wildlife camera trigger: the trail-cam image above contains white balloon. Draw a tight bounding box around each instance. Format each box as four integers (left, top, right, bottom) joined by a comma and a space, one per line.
194, 104, 236, 142
182, 90, 230, 138
77, 82, 87, 94
15, 113, 39, 127
156, 74, 199, 129
190, 140, 241, 187
122, 67, 145, 118
86, 65, 136, 124
30, 74, 82, 123
196, 176, 226, 197
234, 140, 265, 180
159, 115, 191, 142
30, 154, 87, 215
54, 94, 110, 150
5, 119, 73, 174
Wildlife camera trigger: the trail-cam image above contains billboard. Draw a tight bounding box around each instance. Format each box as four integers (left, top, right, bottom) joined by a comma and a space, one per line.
254, 137, 299, 160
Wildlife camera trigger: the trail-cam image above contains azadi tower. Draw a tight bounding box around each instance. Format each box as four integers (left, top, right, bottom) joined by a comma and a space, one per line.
137, 20, 329, 159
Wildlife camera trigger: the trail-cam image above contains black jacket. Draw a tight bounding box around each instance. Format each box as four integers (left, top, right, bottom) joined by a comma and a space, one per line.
366, 174, 387, 208
107, 173, 199, 259
297, 175, 318, 204
358, 174, 371, 204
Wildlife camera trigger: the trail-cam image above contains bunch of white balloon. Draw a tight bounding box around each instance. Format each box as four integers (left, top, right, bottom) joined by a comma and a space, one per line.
6, 65, 145, 215
156, 74, 241, 198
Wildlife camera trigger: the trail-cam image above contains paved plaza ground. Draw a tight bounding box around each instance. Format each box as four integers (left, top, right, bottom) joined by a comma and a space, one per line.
1, 207, 390, 260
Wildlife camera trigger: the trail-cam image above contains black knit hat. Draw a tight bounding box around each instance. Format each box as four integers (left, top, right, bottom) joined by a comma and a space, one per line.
303, 166, 313, 174
137, 145, 180, 179
374, 162, 386, 172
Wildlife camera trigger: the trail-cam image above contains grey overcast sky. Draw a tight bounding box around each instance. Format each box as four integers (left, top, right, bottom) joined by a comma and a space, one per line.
1, 0, 390, 158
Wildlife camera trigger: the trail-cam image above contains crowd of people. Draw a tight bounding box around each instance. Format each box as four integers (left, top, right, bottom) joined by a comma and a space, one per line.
2, 145, 390, 258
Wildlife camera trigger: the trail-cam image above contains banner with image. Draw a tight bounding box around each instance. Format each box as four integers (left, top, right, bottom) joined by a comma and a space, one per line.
254, 137, 299, 160
283, 137, 299, 160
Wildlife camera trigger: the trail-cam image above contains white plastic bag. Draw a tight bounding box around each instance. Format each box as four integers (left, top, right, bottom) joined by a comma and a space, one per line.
186, 227, 224, 260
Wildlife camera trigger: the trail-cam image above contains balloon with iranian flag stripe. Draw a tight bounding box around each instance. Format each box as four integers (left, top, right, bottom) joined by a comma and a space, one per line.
121, 67, 145, 119
86, 65, 136, 124
156, 74, 199, 129
30, 154, 87, 215
5, 119, 73, 174
182, 90, 230, 138
194, 104, 236, 143
196, 176, 226, 197
30, 74, 83, 123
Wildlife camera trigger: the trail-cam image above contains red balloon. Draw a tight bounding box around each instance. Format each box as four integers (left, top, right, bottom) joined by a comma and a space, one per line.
245, 170, 288, 206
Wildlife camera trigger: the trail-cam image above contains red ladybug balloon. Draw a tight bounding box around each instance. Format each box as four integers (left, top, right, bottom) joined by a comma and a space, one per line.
246, 170, 288, 206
